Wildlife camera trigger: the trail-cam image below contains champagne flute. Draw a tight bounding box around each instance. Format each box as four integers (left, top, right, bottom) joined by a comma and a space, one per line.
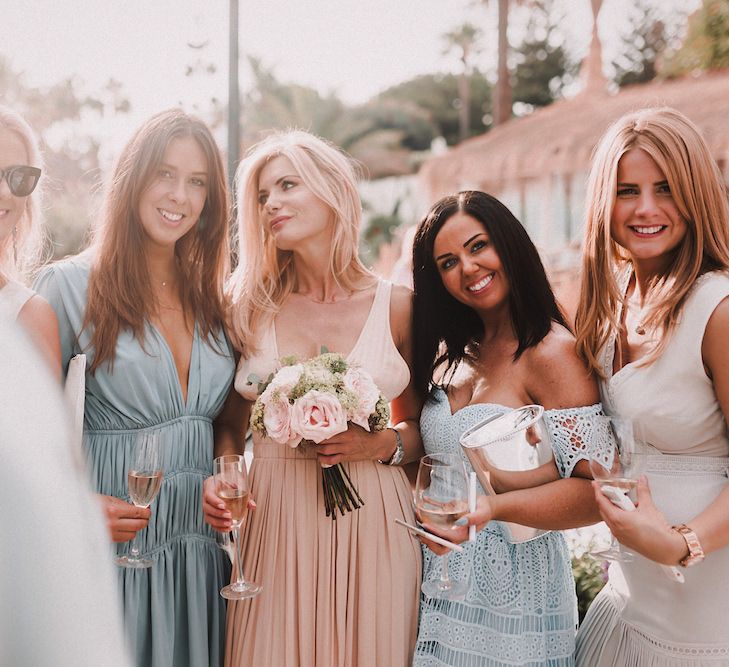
116, 431, 164, 568
415, 452, 470, 599
215, 530, 235, 565
214, 454, 262, 600
588, 416, 646, 562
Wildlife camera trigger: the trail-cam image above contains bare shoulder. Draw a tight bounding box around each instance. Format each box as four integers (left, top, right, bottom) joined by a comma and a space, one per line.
703, 295, 729, 372
18, 295, 62, 376
705, 294, 729, 336
523, 324, 599, 409
18, 294, 58, 332
389, 283, 413, 346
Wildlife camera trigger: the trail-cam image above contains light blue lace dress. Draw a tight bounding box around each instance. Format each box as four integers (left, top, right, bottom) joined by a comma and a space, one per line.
414, 388, 605, 667
35, 258, 234, 667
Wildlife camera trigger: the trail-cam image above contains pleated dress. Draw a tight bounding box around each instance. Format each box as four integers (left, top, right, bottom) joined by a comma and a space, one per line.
36, 257, 235, 667
575, 271, 729, 666
226, 279, 422, 667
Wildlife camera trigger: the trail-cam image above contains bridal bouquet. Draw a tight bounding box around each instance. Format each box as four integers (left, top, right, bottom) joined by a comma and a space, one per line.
249, 351, 390, 518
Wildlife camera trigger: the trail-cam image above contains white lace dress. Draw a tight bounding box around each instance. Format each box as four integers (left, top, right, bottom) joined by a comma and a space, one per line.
414, 388, 607, 667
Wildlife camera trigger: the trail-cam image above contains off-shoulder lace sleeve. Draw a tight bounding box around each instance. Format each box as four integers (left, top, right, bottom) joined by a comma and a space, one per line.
543, 403, 609, 478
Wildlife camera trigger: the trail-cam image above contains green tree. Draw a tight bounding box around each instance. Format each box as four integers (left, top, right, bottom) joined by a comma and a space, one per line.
240, 58, 436, 177
378, 72, 492, 146
662, 0, 729, 75
511, 0, 575, 109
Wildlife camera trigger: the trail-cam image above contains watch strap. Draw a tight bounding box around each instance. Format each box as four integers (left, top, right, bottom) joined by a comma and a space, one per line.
672, 523, 705, 567
378, 428, 404, 466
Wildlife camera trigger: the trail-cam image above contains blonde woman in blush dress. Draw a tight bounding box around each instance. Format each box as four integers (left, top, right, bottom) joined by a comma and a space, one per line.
203, 130, 422, 667
0, 106, 59, 373
574, 107, 729, 665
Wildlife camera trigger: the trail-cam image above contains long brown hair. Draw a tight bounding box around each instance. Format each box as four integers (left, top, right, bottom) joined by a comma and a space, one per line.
575, 107, 729, 376
84, 109, 230, 373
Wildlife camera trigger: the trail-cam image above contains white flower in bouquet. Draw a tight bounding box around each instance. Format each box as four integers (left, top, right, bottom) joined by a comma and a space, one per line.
267, 363, 304, 395
342, 367, 380, 431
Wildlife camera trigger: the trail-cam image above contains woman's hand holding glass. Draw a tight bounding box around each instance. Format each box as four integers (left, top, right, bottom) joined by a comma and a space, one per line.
100, 494, 151, 543
415, 453, 470, 599
211, 455, 262, 600
588, 416, 647, 562
115, 431, 164, 568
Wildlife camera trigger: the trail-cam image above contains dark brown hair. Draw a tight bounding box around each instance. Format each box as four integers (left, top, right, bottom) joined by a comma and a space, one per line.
412, 190, 568, 399
84, 109, 230, 372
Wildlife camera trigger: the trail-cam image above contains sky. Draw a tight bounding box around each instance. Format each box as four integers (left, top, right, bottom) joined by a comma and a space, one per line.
4, 0, 697, 157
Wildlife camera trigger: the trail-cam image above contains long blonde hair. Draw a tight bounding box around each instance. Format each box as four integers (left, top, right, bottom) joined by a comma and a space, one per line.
84, 109, 231, 373
227, 130, 373, 354
575, 107, 729, 376
0, 106, 44, 283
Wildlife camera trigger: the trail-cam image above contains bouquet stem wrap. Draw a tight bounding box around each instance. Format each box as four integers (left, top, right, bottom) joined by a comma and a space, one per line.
322, 462, 365, 519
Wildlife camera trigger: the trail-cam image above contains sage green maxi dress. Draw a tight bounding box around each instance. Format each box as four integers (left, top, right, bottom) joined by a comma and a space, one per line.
36, 257, 234, 667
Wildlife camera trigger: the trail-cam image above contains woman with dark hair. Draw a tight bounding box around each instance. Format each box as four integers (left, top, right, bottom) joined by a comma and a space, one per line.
411, 190, 604, 666
35, 109, 234, 667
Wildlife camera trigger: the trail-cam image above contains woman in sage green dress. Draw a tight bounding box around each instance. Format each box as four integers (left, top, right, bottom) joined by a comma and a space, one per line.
35, 110, 234, 667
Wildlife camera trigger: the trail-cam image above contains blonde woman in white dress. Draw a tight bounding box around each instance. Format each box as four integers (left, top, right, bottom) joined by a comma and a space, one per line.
0, 106, 59, 373
574, 107, 729, 665
203, 131, 422, 666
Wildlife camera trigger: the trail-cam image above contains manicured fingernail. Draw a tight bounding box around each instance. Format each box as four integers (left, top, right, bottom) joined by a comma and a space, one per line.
454, 517, 468, 527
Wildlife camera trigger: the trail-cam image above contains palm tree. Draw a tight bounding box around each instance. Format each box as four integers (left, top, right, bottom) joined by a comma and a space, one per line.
476, 0, 528, 126
443, 22, 483, 143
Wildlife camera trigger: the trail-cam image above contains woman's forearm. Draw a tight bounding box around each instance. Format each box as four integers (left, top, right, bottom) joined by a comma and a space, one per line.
490, 477, 601, 529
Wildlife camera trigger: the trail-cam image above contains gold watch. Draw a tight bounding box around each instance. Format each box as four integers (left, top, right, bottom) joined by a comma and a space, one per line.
672, 524, 705, 568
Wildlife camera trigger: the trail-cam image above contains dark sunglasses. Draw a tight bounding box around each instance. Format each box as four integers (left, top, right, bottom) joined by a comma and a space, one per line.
0, 165, 42, 197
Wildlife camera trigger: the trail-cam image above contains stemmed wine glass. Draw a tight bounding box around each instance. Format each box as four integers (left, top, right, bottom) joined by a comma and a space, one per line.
214, 454, 262, 600
116, 431, 164, 568
415, 452, 470, 599
588, 416, 647, 562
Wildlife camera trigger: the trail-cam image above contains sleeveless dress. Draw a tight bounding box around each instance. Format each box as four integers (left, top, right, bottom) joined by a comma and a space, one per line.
414, 388, 607, 666
227, 279, 421, 667
0, 279, 34, 321
575, 271, 729, 666
35, 258, 235, 667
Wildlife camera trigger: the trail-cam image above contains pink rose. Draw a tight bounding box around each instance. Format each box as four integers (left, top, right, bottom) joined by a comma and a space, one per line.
343, 367, 380, 432
263, 397, 301, 447
290, 390, 347, 443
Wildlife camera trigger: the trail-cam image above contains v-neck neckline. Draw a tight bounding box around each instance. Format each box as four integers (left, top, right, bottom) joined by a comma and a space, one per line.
148, 321, 197, 408
270, 281, 382, 362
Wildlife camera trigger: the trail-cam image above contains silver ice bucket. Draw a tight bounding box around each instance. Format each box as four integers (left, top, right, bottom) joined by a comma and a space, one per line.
459, 405, 553, 543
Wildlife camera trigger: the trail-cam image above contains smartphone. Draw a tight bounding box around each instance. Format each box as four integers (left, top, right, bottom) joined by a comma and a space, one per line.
394, 518, 464, 552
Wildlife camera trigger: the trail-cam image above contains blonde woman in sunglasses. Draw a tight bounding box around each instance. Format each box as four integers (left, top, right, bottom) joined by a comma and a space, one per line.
0, 106, 60, 374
